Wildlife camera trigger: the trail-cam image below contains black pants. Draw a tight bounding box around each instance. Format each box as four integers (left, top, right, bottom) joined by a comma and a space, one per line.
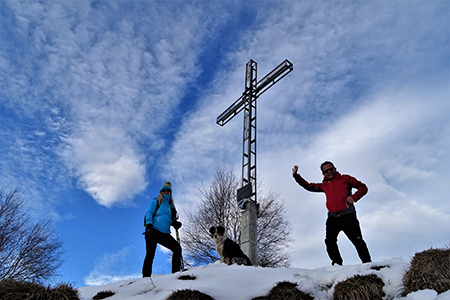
142, 229, 182, 277
325, 213, 371, 265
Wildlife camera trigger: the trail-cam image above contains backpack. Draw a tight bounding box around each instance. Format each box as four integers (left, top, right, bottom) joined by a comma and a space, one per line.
144, 200, 161, 229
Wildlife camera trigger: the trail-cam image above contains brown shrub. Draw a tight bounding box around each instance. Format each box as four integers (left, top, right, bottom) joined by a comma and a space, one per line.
252, 281, 314, 300
370, 265, 389, 271
333, 274, 384, 300
92, 290, 115, 299
167, 288, 215, 300
0, 279, 79, 300
402, 247, 450, 296
178, 274, 197, 280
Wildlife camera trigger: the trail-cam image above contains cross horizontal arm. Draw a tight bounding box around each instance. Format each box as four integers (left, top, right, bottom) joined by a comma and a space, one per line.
216, 59, 293, 127
216, 93, 246, 126
255, 59, 293, 97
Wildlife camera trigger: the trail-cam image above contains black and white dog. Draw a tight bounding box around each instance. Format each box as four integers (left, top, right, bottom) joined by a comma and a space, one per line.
209, 225, 252, 266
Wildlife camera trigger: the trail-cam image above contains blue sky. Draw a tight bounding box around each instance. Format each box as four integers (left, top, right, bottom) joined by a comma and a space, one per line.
1, 0, 449, 288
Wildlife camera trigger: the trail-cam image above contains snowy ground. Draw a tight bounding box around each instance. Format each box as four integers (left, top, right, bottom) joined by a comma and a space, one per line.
78, 258, 450, 300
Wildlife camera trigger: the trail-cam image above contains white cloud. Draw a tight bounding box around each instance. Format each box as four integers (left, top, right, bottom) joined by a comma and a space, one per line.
80, 154, 147, 207
59, 123, 147, 207
84, 247, 140, 286
1, 1, 217, 207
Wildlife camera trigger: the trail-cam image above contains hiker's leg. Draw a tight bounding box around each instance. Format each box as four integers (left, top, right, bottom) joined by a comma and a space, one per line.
142, 233, 158, 277
341, 214, 372, 263
158, 233, 182, 273
325, 216, 343, 266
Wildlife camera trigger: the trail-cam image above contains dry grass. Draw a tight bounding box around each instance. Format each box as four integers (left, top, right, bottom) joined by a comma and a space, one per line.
0, 279, 79, 300
370, 265, 389, 271
178, 274, 197, 280
167, 289, 215, 300
333, 274, 384, 300
252, 281, 314, 300
402, 247, 450, 296
92, 290, 115, 299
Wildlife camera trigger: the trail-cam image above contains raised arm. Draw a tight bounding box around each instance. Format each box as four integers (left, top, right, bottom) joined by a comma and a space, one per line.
292, 165, 299, 176
292, 165, 324, 193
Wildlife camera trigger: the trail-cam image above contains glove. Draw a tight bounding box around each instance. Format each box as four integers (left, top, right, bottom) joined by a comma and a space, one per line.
171, 208, 178, 221
145, 224, 154, 237
172, 220, 182, 230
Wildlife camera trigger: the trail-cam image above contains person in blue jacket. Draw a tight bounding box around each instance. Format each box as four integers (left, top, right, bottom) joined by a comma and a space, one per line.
142, 181, 182, 277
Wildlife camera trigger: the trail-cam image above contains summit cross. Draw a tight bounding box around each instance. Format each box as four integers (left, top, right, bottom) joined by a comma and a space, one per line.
216, 59, 293, 265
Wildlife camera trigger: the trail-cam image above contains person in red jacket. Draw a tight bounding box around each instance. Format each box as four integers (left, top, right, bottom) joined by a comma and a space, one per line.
292, 161, 372, 266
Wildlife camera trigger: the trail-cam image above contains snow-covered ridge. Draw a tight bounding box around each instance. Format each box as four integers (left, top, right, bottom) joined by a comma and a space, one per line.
77, 258, 450, 300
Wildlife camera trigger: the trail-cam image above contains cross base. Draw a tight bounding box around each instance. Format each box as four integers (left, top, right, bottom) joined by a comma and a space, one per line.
240, 199, 258, 266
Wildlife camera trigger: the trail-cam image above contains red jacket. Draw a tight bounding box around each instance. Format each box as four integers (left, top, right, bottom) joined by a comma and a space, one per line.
293, 172, 368, 214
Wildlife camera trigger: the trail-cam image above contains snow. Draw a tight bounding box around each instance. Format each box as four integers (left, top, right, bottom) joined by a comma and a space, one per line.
77, 258, 450, 300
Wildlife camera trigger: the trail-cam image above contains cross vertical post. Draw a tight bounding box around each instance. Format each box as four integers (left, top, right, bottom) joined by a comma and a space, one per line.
216, 59, 293, 266
242, 60, 257, 203
240, 60, 258, 264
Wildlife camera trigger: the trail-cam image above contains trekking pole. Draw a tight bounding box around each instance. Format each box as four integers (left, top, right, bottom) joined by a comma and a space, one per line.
175, 228, 185, 271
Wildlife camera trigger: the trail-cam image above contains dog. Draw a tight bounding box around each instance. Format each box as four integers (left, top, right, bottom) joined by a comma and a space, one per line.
209, 225, 252, 266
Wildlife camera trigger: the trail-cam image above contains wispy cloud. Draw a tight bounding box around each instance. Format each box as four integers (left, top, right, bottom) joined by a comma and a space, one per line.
84, 246, 140, 286
1, 1, 219, 207
161, 0, 449, 186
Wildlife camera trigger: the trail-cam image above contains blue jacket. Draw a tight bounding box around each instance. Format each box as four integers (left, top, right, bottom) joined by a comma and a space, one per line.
145, 196, 173, 234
